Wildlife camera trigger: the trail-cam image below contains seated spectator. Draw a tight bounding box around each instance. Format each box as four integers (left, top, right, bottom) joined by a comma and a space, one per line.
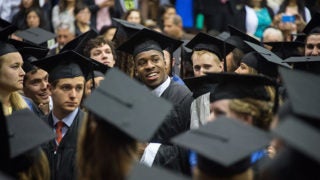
25, 7, 51, 31
74, 3, 95, 36
123, 9, 144, 25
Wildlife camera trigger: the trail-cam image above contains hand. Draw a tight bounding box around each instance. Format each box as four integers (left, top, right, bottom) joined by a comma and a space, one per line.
38, 103, 50, 115
98, 0, 115, 8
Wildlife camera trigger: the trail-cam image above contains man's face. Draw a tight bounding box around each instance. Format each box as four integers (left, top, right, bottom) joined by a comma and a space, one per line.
23, 69, 50, 105
209, 99, 253, 125
56, 28, 75, 48
50, 76, 84, 115
305, 34, 320, 56
192, 52, 222, 77
135, 50, 168, 89
90, 43, 115, 67
163, 18, 180, 39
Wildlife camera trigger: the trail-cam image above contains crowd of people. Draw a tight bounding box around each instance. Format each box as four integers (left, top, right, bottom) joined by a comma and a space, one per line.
1, 0, 320, 180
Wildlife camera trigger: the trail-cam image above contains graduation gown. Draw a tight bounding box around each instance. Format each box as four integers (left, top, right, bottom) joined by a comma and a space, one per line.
152, 80, 194, 176
152, 80, 194, 143
42, 109, 84, 180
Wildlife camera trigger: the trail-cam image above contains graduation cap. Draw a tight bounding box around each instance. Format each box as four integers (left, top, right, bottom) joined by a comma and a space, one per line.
226, 25, 261, 53
186, 32, 229, 60
0, 18, 18, 41
83, 68, 173, 142
60, 29, 98, 54
15, 27, 56, 48
112, 18, 145, 43
242, 41, 291, 78
171, 116, 271, 176
32, 50, 95, 83
127, 163, 191, 180
0, 19, 18, 56
283, 56, 320, 74
215, 31, 230, 41
264, 41, 304, 59
7, 39, 49, 72
273, 115, 320, 164
184, 72, 276, 101
6, 109, 54, 158
117, 28, 179, 57
295, 12, 320, 43
279, 67, 320, 120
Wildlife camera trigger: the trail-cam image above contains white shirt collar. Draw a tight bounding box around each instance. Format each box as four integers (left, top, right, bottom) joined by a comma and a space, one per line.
151, 77, 171, 97
52, 108, 79, 127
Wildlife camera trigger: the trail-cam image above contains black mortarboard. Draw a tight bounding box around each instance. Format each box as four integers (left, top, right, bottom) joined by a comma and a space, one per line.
20, 47, 49, 73
264, 41, 304, 59
0, 41, 18, 56
295, 12, 320, 42
15, 27, 56, 48
243, 41, 291, 78
171, 116, 270, 176
215, 31, 230, 41
227, 25, 261, 54
228, 25, 261, 45
283, 56, 320, 74
112, 18, 145, 42
164, 38, 183, 55
83, 68, 172, 142
186, 32, 228, 60
0, 102, 10, 173
184, 72, 275, 102
32, 50, 95, 83
279, 67, 320, 120
60, 29, 98, 54
117, 28, 178, 57
0, 18, 17, 41
6, 109, 54, 158
7, 39, 49, 72
127, 163, 190, 180
0, 19, 18, 56
273, 115, 320, 164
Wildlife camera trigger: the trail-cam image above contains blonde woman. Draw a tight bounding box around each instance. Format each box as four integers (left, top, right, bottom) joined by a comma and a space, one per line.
0, 42, 28, 115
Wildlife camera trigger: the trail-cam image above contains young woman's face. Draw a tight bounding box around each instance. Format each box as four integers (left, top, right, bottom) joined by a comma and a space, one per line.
26, 10, 40, 28
126, 11, 141, 24
235, 63, 251, 74
76, 7, 91, 24
0, 52, 25, 92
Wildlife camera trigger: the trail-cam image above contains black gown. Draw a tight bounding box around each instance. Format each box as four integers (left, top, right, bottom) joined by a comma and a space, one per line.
152, 80, 194, 176
42, 109, 84, 180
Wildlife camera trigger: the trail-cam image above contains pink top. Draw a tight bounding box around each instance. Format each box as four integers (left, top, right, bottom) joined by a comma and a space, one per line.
95, 0, 112, 31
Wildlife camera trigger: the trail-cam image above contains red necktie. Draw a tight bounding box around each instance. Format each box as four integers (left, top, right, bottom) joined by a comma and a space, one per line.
55, 121, 64, 145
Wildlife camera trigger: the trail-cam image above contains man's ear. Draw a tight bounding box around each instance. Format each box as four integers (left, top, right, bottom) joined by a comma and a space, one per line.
220, 61, 224, 72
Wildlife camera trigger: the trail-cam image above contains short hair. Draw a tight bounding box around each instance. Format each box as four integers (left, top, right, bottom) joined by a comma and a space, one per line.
55, 22, 75, 35
74, 3, 89, 15
83, 35, 116, 61
191, 50, 221, 65
262, 27, 284, 42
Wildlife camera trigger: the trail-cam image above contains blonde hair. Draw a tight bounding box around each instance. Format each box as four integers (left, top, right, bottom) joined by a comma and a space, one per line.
2, 92, 28, 115
192, 50, 221, 65
17, 149, 50, 180
229, 98, 273, 130
77, 112, 138, 180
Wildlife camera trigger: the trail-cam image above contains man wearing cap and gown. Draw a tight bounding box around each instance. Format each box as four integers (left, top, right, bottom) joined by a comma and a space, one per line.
32, 50, 96, 180
117, 28, 194, 174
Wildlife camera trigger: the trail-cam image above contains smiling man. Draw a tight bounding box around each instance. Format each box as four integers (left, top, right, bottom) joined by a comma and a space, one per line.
32, 50, 95, 180
118, 28, 194, 175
